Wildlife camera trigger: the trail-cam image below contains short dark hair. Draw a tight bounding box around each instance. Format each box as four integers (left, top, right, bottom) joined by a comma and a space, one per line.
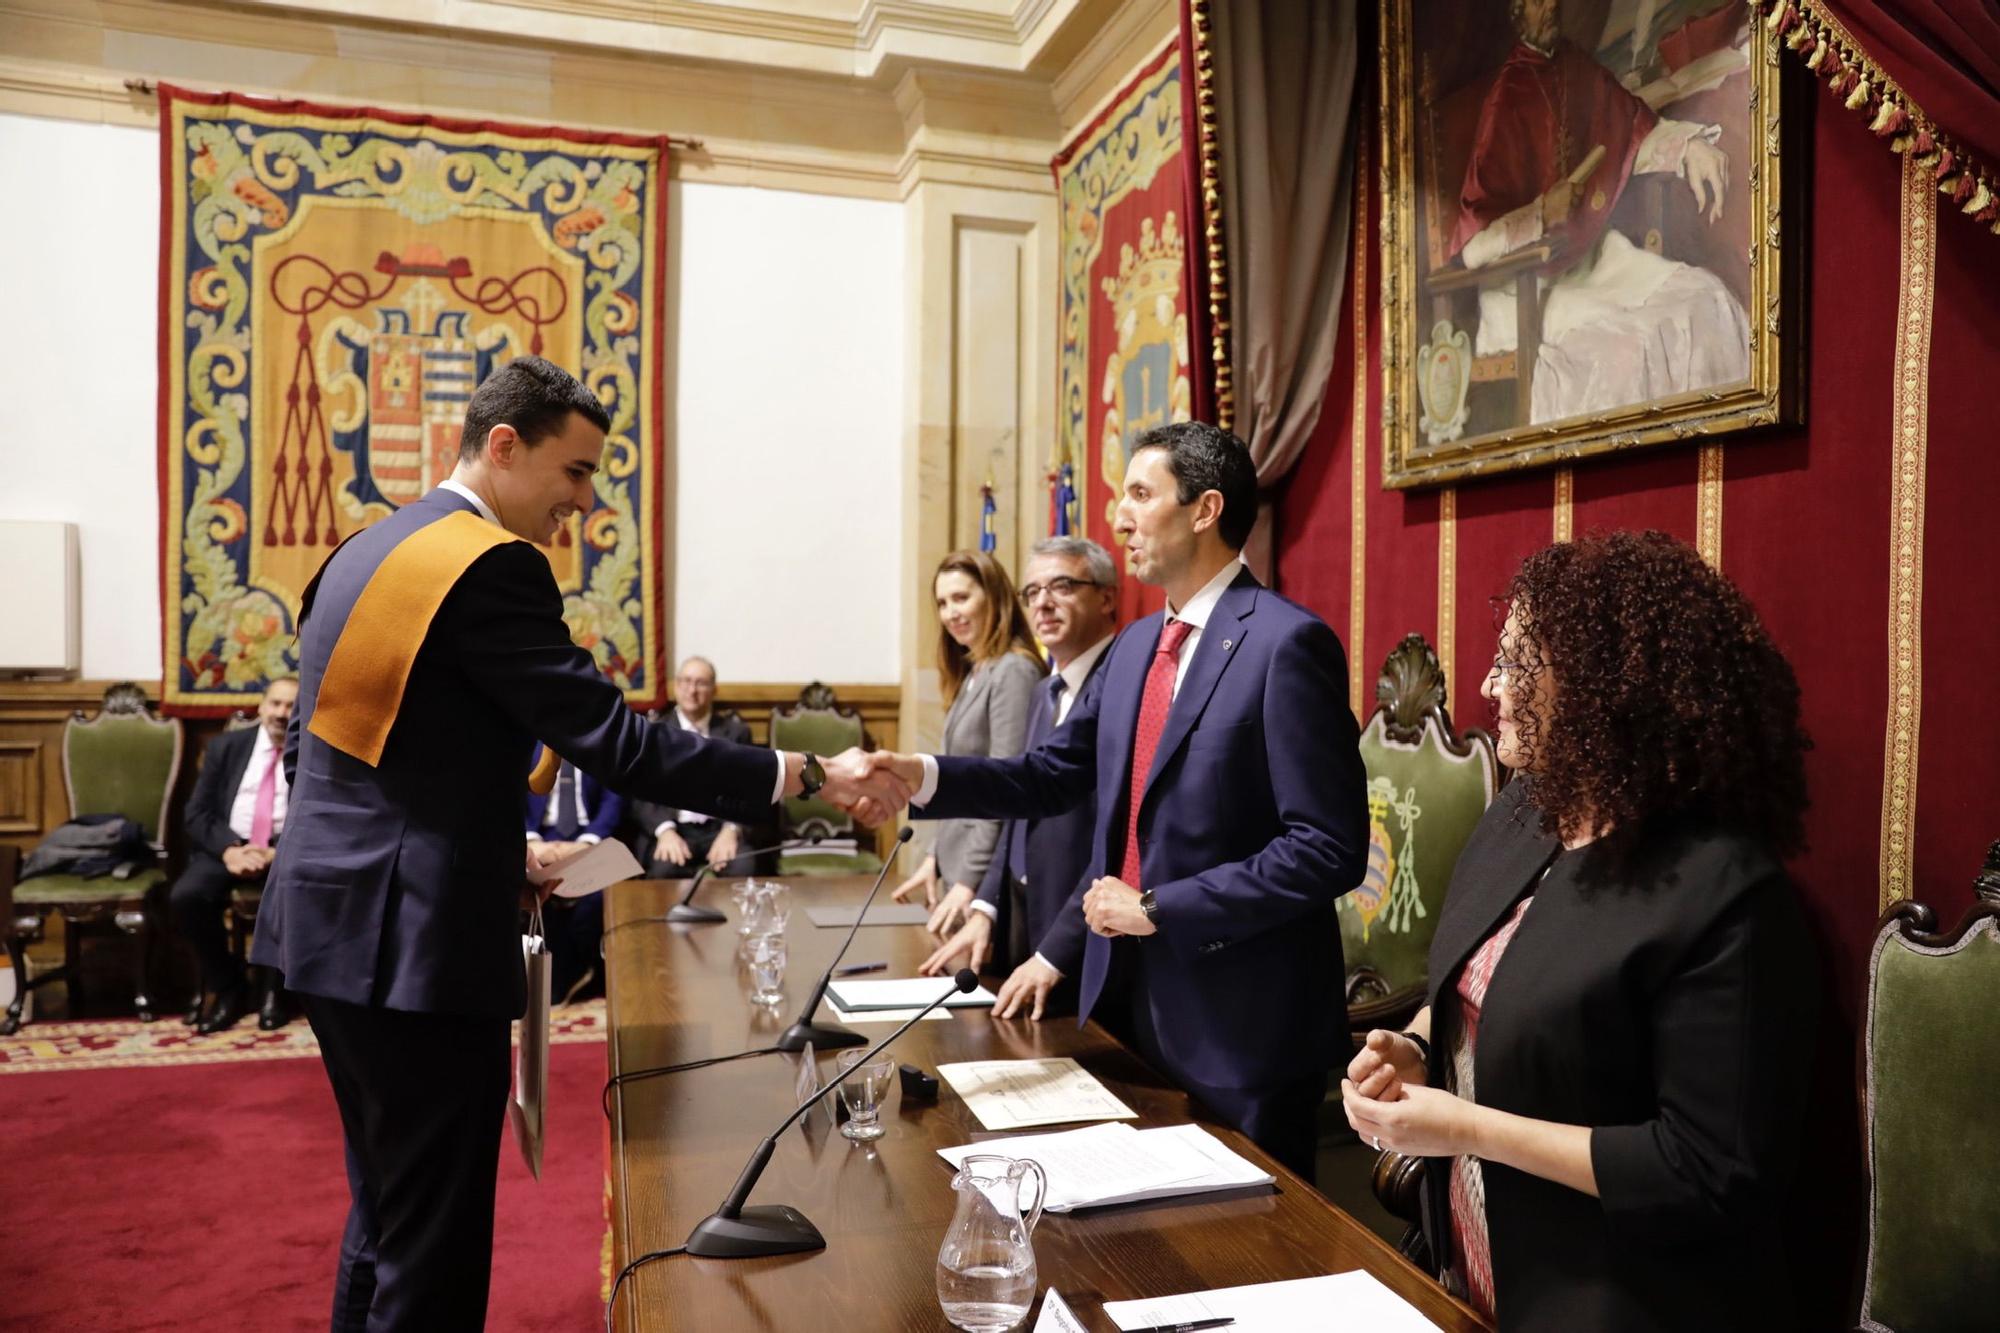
457, 356, 611, 460
1131, 420, 1258, 550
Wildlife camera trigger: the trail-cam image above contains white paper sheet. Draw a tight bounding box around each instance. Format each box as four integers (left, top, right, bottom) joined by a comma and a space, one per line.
827, 997, 953, 1024
826, 977, 998, 1011
937, 1121, 1272, 1213
528, 838, 644, 899
935, 1056, 1136, 1130
1032, 1288, 1087, 1333
1102, 1271, 1444, 1332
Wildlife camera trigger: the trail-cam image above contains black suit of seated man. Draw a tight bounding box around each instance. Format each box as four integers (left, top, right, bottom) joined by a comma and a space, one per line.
629, 656, 774, 879
168, 676, 299, 1033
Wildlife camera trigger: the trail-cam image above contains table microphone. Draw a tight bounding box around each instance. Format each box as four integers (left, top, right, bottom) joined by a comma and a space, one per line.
684, 967, 979, 1258
774, 826, 912, 1052
666, 833, 822, 924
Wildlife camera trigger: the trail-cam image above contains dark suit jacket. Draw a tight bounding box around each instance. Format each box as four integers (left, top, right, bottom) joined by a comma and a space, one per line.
973, 646, 1111, 976
523, 748, 626, 842
1420, 780, 1818, 1332
184, 727, 263, 859
629, 709, 755, 839
925, 568, 1367, 1091
251, 488, 778, 1019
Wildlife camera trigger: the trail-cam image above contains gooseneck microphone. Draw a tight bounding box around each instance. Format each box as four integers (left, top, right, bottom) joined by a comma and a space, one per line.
665, 833, 822, 924
774, 827, 913, 1052
684, 968, 979, 1259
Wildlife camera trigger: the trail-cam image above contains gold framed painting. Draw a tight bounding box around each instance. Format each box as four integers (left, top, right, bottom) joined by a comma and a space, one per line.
1379, 0, 1801, 489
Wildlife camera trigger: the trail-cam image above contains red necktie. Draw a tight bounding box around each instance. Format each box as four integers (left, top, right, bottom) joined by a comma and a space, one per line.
1119, 619, 1194, 889
249, 750, 279, 849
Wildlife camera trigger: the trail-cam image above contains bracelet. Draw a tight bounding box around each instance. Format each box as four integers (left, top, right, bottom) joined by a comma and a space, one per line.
1400, 1030, 1432, 1067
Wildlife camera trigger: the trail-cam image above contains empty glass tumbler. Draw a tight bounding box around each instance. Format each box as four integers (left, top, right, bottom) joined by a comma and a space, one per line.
836, 1049, 896, 1141
747, 932, 787, 1006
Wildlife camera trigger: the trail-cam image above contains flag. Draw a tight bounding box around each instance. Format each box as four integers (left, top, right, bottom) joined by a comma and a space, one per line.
979, 481, 997, 553
1054, 462, 1077, 537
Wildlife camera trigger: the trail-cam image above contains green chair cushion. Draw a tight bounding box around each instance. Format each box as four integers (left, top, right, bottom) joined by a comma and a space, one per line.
14, 868, 166, 907
1336, 713, 1498, 1000
1862, 917, 2000, 1329
778, 849, 884, 877
770, 707, 867, 840
65, 713, 182, 841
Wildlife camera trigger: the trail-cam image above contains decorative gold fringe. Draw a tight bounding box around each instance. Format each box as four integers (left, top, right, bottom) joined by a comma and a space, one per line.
1748, 0, 1999, 238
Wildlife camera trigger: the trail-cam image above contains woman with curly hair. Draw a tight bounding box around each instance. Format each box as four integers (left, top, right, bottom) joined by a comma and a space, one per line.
1342, 530, 1819, 1332
890, 549, 1045, 933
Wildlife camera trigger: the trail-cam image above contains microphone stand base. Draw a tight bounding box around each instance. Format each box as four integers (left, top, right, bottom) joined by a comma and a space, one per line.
774, 1020, 866, 1052
684, 1204, 826, 1258
665, 904, 727, 924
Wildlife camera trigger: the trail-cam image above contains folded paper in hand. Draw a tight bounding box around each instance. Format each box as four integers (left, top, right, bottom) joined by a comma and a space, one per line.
527, 838, 643, 899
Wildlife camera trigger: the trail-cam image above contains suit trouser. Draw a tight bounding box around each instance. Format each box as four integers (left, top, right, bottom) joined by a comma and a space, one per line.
302, 994, 512, 1333
646, 819, 758, 879
166, 852, 251, 993
1100, 948, 1324, 1183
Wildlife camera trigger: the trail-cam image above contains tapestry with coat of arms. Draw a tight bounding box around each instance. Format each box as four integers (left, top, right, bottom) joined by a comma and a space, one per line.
1053, 41, 1204, 626
158, 86, 669, 714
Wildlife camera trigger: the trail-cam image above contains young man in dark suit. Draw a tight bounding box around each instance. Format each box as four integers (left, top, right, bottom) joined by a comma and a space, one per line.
252, 357, 904, 1332
867, 422, 1367, 1178
917, 535, 1120, 1022
168, 675, 298, 1033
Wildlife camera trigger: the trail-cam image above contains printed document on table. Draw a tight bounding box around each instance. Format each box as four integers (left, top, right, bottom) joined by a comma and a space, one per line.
937, 1123, 1207, 1212
938, 1122, 1271, 1212
827, 996, 952, 1024
1102, 1271, 1445, 1332
527, 839, 644, 899
934, 1057, 1136, 1130
825, 977, 998, 1011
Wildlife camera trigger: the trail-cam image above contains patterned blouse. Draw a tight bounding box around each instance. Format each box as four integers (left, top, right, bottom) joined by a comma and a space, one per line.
1445, 892, 1537, 1323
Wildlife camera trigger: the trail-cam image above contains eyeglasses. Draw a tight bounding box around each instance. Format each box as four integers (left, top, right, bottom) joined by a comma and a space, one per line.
675, 676, 715, 689
1019, 577, 1100, 605
1488, 658, 1527, 683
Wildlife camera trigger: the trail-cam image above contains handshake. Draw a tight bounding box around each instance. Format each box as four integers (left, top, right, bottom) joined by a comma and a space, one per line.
810, 749, 925, 827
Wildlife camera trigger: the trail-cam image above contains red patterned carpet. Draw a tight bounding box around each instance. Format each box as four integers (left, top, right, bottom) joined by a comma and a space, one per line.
0, 1007, 610, 1332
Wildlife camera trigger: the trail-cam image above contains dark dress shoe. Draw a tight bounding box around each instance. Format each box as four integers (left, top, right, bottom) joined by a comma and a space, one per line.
196, 986, 250, 1035
182, 996, 204, 1027
258, 989, 294, 1030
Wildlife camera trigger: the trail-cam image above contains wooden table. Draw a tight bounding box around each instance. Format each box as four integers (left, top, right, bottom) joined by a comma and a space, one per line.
604, 876, 1488, 1332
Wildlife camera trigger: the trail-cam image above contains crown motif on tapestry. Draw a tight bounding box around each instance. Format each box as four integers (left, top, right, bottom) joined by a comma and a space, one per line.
1100, 211, 1185, 319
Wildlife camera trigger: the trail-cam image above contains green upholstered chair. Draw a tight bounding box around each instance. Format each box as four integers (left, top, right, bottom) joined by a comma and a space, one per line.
2, 683, 183, 1032
1856, 846, 2000, 1332
1337, 633, 1502, 1035
768, 683, 881, 876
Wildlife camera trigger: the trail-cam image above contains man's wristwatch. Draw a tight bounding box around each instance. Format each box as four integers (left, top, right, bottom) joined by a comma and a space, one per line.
1138, 888, 1160, 924
798, 752, 826, 797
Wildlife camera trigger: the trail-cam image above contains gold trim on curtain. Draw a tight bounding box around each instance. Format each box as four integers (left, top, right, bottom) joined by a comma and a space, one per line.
1880, 152, 1935, 910
1348, 124, 1370, 720
1696, 445, 1725, 566
1552, 466, 1574, 543
1186, 0, 1234, 432
1437, 486, 1457, 698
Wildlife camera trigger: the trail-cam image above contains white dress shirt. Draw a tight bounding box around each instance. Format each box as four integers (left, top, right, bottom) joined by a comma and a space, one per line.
227, 726, 290, 843
438, 478, 786, 804
653, 710, 741, 839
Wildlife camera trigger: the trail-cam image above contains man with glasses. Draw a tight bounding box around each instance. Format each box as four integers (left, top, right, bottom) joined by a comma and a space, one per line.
921, 538, 1119, 1020
631, 657, 764, 879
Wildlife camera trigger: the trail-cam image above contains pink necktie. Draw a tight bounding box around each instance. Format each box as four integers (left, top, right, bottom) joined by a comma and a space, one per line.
1119, 619, 1194, 890
249, 751, 278, 848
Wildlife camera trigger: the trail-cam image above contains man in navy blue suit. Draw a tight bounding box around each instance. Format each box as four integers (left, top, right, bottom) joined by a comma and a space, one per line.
917, 535, 1120, 1022
869, 422, 1366, 1177
252, 357, 904, 1331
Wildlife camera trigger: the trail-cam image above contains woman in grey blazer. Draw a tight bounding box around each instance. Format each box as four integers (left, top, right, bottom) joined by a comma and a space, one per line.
892, 549, 1045, 933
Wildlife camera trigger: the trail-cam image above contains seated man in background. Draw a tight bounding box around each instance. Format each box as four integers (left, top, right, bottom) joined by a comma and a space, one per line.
525, 744, 625, 1002
169, 676, 298, 1034
920, 536, 1119, 1022
631, 656, 764, 879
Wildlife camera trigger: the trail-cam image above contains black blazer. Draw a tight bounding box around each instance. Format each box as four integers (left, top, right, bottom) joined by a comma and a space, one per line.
184, 727, 262, 860
1420, 780, 1818, 1332
628, 709, 766, 841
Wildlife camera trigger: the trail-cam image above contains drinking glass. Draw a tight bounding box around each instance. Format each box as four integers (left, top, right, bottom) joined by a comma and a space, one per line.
836, 1049, 895, 1141
756, 881, 791, 931
731, 880, 758, 935
747, 932, 787, 1007
738, 883, 778, 940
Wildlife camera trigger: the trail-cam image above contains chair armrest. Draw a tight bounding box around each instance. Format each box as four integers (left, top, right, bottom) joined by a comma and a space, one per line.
1427, 243, 1552, 294
0, 845, 17, 925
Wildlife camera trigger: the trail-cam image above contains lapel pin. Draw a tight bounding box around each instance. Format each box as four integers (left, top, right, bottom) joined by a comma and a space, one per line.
1222, 639, 1233, 651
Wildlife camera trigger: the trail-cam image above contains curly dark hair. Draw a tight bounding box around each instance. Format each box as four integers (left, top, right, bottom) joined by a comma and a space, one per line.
1498, 530, 1811, 857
